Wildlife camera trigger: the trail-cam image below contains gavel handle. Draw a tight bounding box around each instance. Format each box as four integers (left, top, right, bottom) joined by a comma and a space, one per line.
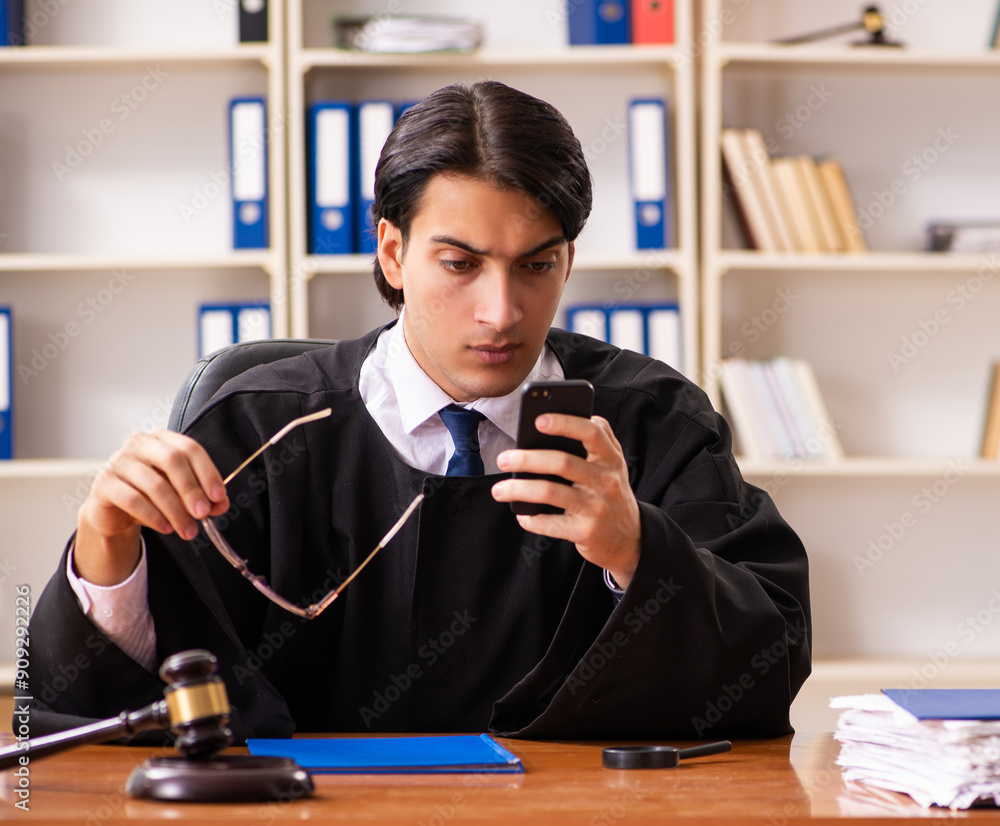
0, 700, 170, 770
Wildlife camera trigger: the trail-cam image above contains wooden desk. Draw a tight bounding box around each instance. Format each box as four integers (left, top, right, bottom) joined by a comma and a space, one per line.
1, 733, 998, 823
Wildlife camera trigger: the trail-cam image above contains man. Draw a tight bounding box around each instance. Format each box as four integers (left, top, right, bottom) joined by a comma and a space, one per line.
28, 81, 810, 742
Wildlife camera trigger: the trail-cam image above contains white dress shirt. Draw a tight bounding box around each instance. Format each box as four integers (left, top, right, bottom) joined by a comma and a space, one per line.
67, 314, 565, 671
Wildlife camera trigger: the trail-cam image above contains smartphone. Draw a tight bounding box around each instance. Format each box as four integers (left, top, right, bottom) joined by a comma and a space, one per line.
510, 380, 595, 516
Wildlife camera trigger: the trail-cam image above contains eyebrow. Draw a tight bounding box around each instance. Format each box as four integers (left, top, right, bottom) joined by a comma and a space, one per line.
429, 235, 567, 258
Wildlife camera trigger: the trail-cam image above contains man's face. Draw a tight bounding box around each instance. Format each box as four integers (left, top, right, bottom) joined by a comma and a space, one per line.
377, 174, 574, 402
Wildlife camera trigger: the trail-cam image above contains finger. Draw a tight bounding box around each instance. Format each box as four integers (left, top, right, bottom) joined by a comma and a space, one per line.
491, 476, 579, 512
98, 453, 205, 540
150, 430, 229, 509
497, 447, 586, 483
532, 412, 615, 456
125, 430, 229, 520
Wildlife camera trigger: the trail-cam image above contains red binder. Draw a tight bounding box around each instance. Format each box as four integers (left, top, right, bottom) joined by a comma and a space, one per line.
631, 0, 674, 44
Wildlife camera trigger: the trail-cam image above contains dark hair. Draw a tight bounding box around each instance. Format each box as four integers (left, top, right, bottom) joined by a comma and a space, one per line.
370, 81, 594, 310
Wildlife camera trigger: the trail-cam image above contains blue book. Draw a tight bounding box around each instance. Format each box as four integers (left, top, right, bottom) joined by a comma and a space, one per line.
1, 0, 24, 46
308, 101, 356, 255
229, 97, 269, 249
628, 97, 672, 250
198, 301, 271, 359
568, 0, 630, 45
247, 734, 523, 774
0, 306, 10, 459
884, 688, 1000, 720
355, 100, 396, 254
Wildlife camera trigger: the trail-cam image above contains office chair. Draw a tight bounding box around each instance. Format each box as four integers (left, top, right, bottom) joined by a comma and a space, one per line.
167, 339, 337, 433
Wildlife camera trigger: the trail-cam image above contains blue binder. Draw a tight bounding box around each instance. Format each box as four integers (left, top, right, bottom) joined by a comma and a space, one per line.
565, 304, 610, 343
0, 306, 11, 459
238, 0, 267, 43
198, 302, 271, 359
628, 97, 672, 249
308, 101, 356, 255
1, 0, 24, 46
229, 97, 269, 249
568, 0, 630, 45
355, 100, 396, 254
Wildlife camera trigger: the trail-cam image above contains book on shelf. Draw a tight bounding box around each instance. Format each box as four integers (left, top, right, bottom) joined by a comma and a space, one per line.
796, 154, 844, 252
718, 356, 842, 461
927, 221, 1000, 254
980, 361, 1000, 459
771, 155, 821, 253
832, 690, 1000, 809
990, 1, 1000, 48
720, 129, 867, 254
741, 129, 794, 252
817, 157, 868, 253
720, 128, 781, 252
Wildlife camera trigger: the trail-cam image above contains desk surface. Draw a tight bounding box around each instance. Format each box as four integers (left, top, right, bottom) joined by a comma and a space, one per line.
1, 732, 998, 823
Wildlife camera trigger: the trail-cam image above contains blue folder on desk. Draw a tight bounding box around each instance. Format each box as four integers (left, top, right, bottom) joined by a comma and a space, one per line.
247, 733, 523, 774
883, 688, 1000, 719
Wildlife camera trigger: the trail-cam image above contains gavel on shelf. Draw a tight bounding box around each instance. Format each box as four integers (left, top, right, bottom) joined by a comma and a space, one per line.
0, 649, 312, 803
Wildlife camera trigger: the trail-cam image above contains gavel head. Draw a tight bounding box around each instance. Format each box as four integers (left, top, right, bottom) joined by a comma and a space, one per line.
159, 649, 233, 760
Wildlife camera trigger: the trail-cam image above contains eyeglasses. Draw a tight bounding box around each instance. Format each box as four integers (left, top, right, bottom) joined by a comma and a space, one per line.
199, 408, 424, 620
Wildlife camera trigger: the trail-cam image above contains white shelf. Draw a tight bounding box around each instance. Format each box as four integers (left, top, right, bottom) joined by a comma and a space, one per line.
715, 43, 1000, 70
736, 456, 1000, 478
0, 251, 279, 273
299, 45, 682, 71
0, 44, 273, 67
0, 459, 103, 480
714, 251, 996, 275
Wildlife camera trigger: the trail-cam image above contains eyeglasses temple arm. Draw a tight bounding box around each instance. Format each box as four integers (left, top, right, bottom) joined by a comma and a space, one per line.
222, 408, 333, 485
305, 491, 425, 619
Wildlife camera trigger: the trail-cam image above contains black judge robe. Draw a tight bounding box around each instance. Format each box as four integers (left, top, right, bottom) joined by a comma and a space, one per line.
26, 325, 811, 742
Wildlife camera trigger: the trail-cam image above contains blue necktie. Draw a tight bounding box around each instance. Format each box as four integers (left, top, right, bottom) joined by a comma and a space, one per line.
439, 404, 487, 476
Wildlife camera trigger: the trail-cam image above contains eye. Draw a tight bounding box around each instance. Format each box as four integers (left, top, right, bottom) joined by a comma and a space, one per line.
441, 258, 476, 273
524, 260, 558, 274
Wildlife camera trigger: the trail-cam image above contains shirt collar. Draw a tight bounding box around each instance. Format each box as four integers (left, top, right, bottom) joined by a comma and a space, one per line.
387, 309, 563, 440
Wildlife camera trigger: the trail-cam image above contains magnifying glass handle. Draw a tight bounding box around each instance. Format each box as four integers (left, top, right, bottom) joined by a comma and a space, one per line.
678, 740, 732, 760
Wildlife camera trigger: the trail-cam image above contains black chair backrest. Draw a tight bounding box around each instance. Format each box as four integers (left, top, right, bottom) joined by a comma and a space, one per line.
168, 339, 337, 433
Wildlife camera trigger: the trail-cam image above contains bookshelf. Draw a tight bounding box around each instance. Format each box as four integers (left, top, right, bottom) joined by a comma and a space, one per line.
0, 1, 287, 655
284, 0, 700, 379
700, 0, 1000, 665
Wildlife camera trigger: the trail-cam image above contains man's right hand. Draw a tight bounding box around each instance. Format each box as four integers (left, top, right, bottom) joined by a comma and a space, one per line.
74, 430, 230, 586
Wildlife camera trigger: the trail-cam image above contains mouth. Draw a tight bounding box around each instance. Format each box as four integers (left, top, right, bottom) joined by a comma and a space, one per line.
470, 343, 519, 365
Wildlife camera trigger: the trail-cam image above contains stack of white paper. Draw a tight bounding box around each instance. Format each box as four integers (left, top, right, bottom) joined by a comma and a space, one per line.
334, 16, 483, 54
832, 693, 1000, 809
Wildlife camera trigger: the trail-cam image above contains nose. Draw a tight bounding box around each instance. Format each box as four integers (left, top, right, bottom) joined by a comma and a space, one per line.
473, 269, 523, 332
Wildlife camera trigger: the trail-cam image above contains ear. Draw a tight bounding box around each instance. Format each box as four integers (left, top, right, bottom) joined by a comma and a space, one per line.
377, 219, 404, 291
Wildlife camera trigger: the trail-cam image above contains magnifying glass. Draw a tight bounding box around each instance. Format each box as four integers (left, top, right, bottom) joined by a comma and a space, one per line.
601, 740, 732, 769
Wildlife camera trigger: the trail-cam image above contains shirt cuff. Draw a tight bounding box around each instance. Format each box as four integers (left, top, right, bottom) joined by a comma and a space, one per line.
66, 538, 157, 672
